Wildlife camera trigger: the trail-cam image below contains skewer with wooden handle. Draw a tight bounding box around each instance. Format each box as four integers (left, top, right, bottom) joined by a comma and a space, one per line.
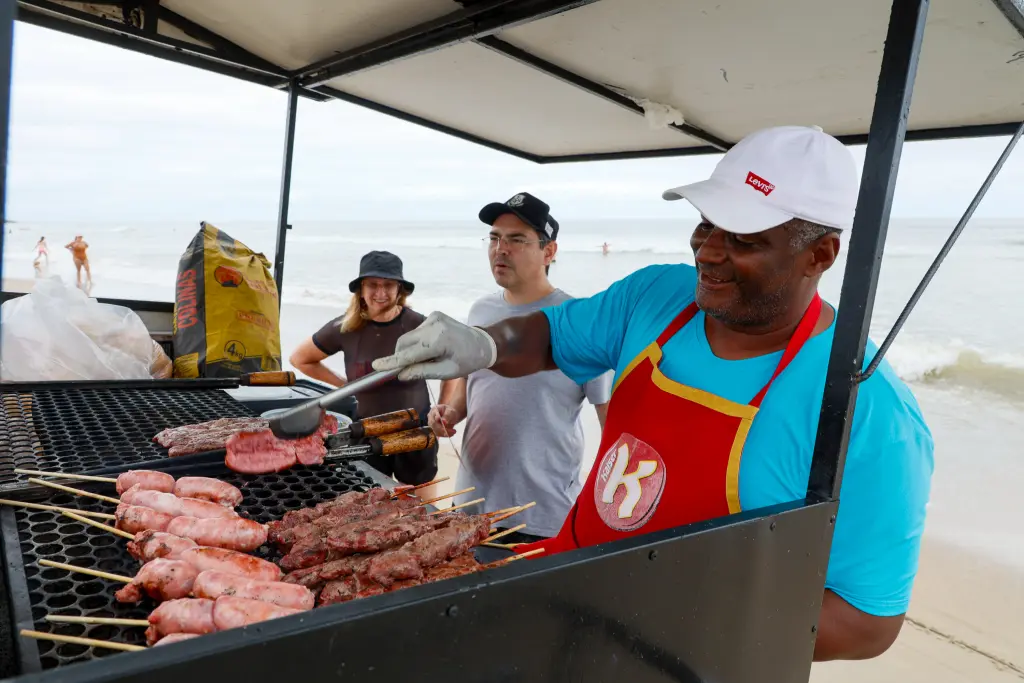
417, 487, 474, 508
0, 499, 115, 520
14, 469, 117, 484
488, 502, 536, 526
27, 478, 119, 504
326, 427, 437, 462
21, 629, 144, 652
429, 497, 485, 515
391, 476, 449, 499
38, 559, 131, 583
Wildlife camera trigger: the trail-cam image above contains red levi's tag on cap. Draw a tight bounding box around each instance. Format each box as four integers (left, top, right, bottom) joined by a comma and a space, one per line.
745, 172, 775, 196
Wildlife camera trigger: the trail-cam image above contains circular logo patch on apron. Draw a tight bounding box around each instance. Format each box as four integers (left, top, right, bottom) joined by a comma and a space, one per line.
594, 433, 666, 532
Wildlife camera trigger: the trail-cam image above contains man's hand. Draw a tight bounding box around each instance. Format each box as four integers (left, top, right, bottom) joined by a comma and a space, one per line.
372, 312, 497, 381
427, 404, 463, 437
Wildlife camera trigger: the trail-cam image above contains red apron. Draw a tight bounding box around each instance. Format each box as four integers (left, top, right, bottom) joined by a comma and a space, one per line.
519, 294, 822, 555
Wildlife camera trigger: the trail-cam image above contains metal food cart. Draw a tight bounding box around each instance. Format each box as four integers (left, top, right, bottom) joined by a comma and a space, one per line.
0, 0, 1021, 681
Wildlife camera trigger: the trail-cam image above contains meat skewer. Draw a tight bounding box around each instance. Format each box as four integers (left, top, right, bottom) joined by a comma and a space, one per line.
114, 558, 200, 603
15, 468, 175, 495
192, 570, 314, 610
173, 477, 243, 508
213, 596, 303, 630
19, 468, 244, 507
167, 516, 268, 553
47, 594, 304, 647
178, 547, 281, 582
120, 486, 239, 520
116, 504, 175, 534
279, 509, 454, 572
127, 529, 198, 561
272, 486, 473, 554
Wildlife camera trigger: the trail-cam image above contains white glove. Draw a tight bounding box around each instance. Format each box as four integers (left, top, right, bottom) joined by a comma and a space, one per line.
372, 311, 497, 381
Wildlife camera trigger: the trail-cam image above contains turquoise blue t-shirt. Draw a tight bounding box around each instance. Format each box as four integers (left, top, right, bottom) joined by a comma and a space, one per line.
544, 263, 934, 617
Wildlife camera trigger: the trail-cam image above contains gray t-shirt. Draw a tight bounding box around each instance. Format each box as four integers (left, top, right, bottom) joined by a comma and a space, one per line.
455, 290, 613, 537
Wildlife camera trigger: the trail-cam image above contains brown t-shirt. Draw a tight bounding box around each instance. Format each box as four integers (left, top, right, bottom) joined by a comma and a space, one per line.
311, 308, 430, 420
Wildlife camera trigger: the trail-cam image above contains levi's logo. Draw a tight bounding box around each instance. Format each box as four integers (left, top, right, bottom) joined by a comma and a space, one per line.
745, 171, 775, 196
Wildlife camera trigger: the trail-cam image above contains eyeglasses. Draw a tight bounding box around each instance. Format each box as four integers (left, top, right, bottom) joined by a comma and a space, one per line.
484, 235, 546, 251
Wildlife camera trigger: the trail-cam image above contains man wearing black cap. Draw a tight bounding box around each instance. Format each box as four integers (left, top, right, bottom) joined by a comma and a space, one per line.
290, 251, 439, 491
428, 193, 611, 542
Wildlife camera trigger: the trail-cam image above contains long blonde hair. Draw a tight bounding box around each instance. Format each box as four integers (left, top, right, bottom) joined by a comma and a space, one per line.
339, 287, 410, 333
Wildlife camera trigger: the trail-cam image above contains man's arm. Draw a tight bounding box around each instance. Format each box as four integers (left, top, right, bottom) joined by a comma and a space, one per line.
814, 590, 904, 661
484, 311, 558, 377
594, 402, 609, 430
289, 338, 347, 387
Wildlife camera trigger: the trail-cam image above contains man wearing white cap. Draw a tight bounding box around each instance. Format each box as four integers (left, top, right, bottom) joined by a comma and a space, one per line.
373, 126, 934, 661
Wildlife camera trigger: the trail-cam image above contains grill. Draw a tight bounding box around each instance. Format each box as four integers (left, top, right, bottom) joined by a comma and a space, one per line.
0, 388, 255, 489
3, 463, 378, 672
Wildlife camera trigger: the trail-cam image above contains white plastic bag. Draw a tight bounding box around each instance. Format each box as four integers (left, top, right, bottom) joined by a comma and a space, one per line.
0, 277, 171, 382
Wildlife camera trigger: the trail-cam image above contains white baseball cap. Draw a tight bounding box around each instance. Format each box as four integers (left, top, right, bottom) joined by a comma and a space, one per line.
662, 125, 859, 235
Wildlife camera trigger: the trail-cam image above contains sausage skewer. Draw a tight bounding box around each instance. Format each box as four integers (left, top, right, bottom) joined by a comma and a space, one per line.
19, 469, 243, 507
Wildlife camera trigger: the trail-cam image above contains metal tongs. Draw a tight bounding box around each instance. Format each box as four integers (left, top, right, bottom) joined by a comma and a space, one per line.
267, 368, 402, 438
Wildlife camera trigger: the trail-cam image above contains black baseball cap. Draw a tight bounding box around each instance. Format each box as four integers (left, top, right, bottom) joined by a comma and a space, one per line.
479, 192, 559, 241
348, 251, 415, 294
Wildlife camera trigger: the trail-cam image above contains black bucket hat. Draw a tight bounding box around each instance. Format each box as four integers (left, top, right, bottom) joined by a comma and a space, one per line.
348, 251, 415, 294
479, 192, 559, 241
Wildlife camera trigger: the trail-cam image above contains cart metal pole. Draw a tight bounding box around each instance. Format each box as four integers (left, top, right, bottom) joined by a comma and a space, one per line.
273, 79, 299, 302
0, 0, 15, 361
807, 0, 930, 504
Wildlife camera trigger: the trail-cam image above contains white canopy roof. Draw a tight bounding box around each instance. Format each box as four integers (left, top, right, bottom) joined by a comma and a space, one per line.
18, 0, 1024, 161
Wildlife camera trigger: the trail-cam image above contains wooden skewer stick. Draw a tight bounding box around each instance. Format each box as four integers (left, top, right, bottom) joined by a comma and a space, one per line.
417, 487, 475, 507
484, 523, 526, 544
46, 615, 149, 627
0, 499, 115, 520
429, 497, 485, 515
391, 476, 450, 498
481, 542, 520, 550
39, 559, 131, 584
15, 469, 117, 483
27, 478, 120, 505
490, 548, 545, 566
488, 501, 537, 526
61, 511, 134, 540
20, 629, 144, 653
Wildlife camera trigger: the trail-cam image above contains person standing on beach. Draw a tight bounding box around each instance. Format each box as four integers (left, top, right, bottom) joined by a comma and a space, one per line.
64, 235, 92, 292
33, 236, 48, 275
374, 127, 934, 661
289, 251, 440, 498
427, 192, 612, 543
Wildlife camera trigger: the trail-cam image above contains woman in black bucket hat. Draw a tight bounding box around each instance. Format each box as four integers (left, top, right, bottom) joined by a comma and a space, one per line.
289, 251, 438, 494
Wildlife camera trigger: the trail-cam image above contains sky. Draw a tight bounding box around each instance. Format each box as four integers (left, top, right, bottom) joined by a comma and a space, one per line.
5, 22, 1024, 223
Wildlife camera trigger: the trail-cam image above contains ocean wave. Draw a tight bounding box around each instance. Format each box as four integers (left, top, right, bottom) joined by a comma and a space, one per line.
886, 342, 1024, 402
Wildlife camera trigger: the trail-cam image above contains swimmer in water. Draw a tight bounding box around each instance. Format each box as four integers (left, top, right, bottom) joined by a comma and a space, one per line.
65, 235, 92, 292
601, 242, 610, 256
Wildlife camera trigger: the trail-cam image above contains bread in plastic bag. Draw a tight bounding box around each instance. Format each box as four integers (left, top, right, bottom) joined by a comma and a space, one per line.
0, 276, 171, 382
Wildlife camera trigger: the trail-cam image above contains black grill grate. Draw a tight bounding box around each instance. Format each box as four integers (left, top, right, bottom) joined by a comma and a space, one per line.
0, 388, 255, 489
6, 463, 377, 671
